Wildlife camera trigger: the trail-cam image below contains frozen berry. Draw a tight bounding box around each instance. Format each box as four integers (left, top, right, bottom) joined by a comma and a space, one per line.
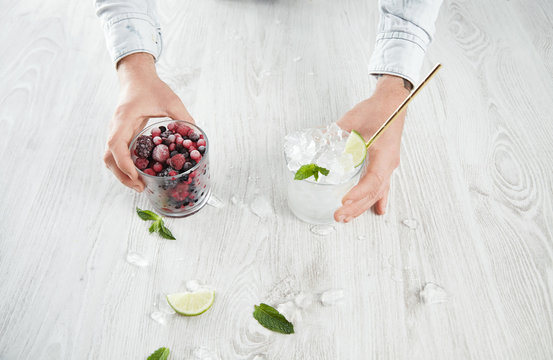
175, 136, 183, 145
170, 183, 189, 201
183, 139, 193, 148
159, 126, 167, 132
143, 168, 156, 176
169, 143, 176, 151
183, 162, 193, 171
181, 150, 189, 158
151, 128, 162, 137
197, 139, 206, 146
135, 157, 149, 170
152, 144, 170, 163
153, 136, 162, 145
198, 145, 206, 154
188, 131, 200, 142
170, 150, 178, 157
161, 130, 172, 138
167, 122, 176, 131
153, 162, 163, 173
168, 170, 178, 176
176, 124, 191, 137
135, 135, 154, 158
168, 153, 185, 170
167, 134, 176, 143
190, 150, 201, 161
158, 167, 175, 177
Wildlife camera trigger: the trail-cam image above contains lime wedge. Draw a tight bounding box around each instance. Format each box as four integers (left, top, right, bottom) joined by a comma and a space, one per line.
166, 289, 215, 316
343, 130, 367, 167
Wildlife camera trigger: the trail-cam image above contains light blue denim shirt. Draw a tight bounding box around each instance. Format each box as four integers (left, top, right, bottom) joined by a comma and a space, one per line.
95, 0, 442, 84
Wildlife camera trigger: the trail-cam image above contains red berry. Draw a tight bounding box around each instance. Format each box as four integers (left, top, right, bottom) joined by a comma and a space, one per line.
167, 122, 176, 131
169, 143, 176, 151
153, 162, 163, 172
167, 134, 176, 143
135, 157, 149, 170
197, 139, 206, 146
151, 128, 162, 137
168, 153, 185, 170
152, 144, 170, 163
176, 124, 191, 136
170, 183, 189, 201
183, 139, 193, 148
153, 136, 162, 145
190, 150, 201, 161
176, 137, 183, 145
143, 168, 156, 176
168, 170, 178, 176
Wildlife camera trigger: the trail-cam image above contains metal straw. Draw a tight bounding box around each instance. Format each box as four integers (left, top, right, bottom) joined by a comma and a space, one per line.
365, 63, 442, 148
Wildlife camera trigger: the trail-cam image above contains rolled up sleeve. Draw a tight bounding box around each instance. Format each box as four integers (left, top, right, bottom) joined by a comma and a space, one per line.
369, 0, 443, 85
95, 0, 162, 65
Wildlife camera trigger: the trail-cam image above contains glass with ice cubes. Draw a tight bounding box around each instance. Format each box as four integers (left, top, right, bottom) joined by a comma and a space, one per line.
284, 123, 364, 224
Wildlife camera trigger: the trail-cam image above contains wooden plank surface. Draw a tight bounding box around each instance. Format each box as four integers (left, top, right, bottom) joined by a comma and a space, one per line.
0, 0, 552, 358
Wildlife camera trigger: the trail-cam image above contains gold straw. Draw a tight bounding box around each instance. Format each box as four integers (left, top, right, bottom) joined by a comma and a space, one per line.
365, 63, 442, 148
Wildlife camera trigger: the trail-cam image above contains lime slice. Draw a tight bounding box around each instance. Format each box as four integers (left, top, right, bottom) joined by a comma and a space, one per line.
343, 130, 367, 167
166, 289, 215, 316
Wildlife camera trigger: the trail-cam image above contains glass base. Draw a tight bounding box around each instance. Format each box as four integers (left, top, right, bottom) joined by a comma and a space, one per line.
154, 188, 212, 218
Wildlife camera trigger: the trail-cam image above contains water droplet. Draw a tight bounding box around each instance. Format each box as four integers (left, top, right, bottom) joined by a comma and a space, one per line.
207, 194, 225, 208
309, 224, 336, 236
357, 235, 367, 241
250, 195, 274, 218
320, 289, 344, 306
402, 219, 419, 229
193, 347, 220, 359
420, 283, 448, 304
126, 252, 148, 267
293, 56, 303, 62
150, 311, 167, 325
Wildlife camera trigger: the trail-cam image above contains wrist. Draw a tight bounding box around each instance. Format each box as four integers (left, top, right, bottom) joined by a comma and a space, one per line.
117, 52, 158, 83
373, 74, 411, 100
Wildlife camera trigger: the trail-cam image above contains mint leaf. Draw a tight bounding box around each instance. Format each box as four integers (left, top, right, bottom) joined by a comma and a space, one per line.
149, 221, 161, 234
159, 222, 176, 240
253, 303, 294, 334
136, 207, 160, 221
147, 347, 170, 360
294, 164, 330, 182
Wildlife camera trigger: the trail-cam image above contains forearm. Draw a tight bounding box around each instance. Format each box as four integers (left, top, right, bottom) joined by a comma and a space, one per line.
94, 0, 162, 66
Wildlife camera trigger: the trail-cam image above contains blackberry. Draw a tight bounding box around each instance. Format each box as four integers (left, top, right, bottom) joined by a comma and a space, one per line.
189, 132, 200, 142
159, 126, 167, 133
158, 167, 175, 177
135, 136, 154, 158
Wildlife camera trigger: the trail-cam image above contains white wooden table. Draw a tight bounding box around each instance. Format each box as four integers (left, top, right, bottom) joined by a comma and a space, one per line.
1, 0, 552, 358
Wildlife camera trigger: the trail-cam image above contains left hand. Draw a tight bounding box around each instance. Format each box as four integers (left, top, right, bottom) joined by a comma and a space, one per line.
334, 75, 410, 222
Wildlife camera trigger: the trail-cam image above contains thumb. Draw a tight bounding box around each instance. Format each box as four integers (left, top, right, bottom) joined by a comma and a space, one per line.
166, 96, 194, 124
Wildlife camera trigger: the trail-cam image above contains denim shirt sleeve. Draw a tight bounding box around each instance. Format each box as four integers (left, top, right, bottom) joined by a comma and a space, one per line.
368, 0, 443, 85
95, 0, 162, 65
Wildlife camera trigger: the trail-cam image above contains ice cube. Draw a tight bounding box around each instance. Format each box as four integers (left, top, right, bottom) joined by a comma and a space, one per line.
309, 224, 336, 236
250, 195, 274, 218
320, 289, 345, 306
207, 194, 225, 208
185, 279, 202, 292
294, 292, 314, 309
193, 347, 220, 360
420, 283, 448, 304
276, 301, 302, 323
126, 252, 148, 267
150, 311, 167, 325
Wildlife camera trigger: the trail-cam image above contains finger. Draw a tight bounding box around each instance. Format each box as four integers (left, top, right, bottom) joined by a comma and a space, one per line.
166, 97, 194, 123
110, 139, 141, 182
335, 186, 386, 222
104, 151, 144, 191
374, 183, 390, 215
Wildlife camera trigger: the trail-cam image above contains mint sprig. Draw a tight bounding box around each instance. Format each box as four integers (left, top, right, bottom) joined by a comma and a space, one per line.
136, 207, 176, 240
253, 303, 294, 334
147, 347, 170, 360
294, 164, 330, 182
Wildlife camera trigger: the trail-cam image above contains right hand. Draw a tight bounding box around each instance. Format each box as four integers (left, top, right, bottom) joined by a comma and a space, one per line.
104, 52, 194, 192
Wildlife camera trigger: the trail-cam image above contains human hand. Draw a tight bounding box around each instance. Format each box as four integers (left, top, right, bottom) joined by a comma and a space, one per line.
104, 52, 194, 192
334, 75, 410, 222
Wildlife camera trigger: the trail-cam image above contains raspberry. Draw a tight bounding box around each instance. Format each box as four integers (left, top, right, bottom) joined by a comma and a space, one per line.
153, 162, 163, 173
143, 168, 156, 176
188, 131, 200, 142
168, 153, 185, 170
197, 139, 206, 146
135, 157, 149, 170
152, 144, 170, 163
176, 124, 191, 137
151, 128, 162, 137
190, 150, 201, 161
153, 136, 162, 145
135, 135, 154, 158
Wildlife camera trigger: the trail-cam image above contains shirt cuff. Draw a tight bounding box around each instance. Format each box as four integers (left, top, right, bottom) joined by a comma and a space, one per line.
102, 13, 162, 65
368, 34, 426, 86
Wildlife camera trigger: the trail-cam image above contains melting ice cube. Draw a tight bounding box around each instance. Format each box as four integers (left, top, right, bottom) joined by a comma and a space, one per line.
419, 283, 448, 304
250, 195, 274, 218
193, 347, 220, 360
309, 224, 336, 236
207, 194, 225, 208
126, 252, 148, 267
185, 279, 202, 292
150, 311, 167, 325
402, 219, 419, 229
320, 289, 345, 306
